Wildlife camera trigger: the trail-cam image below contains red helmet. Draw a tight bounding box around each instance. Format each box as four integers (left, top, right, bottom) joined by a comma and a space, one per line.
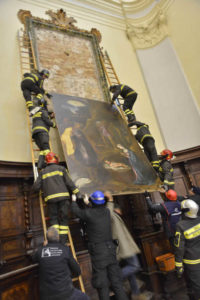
45, 152, 59, 164
165, 189, 177, 201
160, 149, 173, 160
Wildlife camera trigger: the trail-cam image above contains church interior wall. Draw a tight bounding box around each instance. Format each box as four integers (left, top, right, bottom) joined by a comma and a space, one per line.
0, 0, 199, 163
0, 1, 200, 299
167, 0, 200, 108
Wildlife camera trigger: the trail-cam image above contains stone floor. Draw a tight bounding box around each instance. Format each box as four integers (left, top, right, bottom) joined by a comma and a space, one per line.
110, 272, 191, 300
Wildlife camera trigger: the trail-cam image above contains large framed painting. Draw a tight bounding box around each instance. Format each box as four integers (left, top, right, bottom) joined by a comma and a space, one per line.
52, 94, 161, 194
19, 9, 110, 102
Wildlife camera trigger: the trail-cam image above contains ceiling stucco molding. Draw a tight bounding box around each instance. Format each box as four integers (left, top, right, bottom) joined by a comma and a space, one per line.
126, 0, 173, 49
17, 0, 173, 42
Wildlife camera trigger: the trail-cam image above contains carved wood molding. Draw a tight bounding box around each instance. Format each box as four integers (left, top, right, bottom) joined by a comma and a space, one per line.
0, 161, 33, 178
172, 146, 200, 164
17, 8, 102, 43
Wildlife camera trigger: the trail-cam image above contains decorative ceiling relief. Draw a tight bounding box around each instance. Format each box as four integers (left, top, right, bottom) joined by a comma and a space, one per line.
127, 8, 168, 49
119, 0, 173, 49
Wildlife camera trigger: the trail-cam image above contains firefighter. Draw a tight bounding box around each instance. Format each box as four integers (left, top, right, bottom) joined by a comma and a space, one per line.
145, 190, 181, 246
158, 149, 175, 191
33, 152, 81, 245
71, 191, 129, 300
131, 120, 159, 171
32, 226, 89, 300
21, 69, 52, 116
32, 107, 56, 169
109, 84, 138, 126
178, 186, 200, 216
174, 199, 200, 300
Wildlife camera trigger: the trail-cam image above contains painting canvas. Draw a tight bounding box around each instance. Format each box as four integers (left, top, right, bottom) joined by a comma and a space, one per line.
52, 93, 161, 195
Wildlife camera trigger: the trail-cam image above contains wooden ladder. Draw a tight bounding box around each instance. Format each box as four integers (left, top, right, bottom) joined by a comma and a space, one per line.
100, 50, 127, 121
17, 29, 85, 293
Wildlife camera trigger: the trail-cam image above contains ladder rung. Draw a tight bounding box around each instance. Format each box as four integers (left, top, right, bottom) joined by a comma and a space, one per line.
72, 277, 79, 282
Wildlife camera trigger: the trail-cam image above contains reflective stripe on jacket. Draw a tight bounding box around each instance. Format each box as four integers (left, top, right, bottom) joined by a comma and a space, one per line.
135, 124, 154, 145
22, 72, 45, 92
32, 109, 55, 135
33, 164, 79, 203
112, 84, 137, 101
174, 216, 200, 269
159, 159, 174, 186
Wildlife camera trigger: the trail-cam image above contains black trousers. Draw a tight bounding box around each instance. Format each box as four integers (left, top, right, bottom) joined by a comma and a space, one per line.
123, 94, 137, 112
21, 79, 43, 110
89, 242, 129, 300
185, 266, 200, 300
48, 200, 70, 244
33, 132, 50, 151
142, 137, 159, 163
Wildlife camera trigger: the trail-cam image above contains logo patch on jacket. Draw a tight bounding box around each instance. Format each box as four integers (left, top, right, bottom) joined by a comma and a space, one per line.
41, 247, 63, 257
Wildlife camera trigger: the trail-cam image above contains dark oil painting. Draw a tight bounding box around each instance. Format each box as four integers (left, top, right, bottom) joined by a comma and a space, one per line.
52, 94, 161, 195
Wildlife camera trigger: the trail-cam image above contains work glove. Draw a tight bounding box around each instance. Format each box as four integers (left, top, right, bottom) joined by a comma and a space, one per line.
162, 184, 169, 191
72, 194, 77, 202
46, 93, 53, 99
83, 194, 89, 205
175, 266, 184, 278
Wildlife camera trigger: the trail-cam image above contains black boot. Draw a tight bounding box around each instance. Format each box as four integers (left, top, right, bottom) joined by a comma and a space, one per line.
127, 113, 136, 127
37, 155, 46, 169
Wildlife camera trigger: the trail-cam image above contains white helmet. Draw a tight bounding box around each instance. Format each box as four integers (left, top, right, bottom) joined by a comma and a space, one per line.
181, 199, 199, 218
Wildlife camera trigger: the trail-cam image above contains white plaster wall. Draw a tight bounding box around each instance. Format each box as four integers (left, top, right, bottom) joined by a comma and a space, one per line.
167, 0, 200, 108
137, 38, 200, 151
0, 0, 164, 162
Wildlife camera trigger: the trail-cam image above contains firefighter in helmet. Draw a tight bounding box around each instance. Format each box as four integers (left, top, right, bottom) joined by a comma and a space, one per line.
33, 152, 81, 245
174, 199, 200, 300
158, 149, 175, 191
109, 84, 138, 126
131, 120, 159, 171
145, 189, 181, 245
32, 107, 56, 169
72, 191, 129, 300
21, 69, 52, 116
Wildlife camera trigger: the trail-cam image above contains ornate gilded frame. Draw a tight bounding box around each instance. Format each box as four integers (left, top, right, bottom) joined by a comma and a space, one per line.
18, 9, 111, 103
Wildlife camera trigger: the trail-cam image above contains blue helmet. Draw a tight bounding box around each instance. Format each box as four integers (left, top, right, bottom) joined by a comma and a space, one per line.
90, 191, 105, 205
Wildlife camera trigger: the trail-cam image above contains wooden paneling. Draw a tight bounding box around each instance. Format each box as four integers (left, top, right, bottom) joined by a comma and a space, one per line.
0, 267, 38, 300
77, 252, 98, 300
0, 146, 200, 299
